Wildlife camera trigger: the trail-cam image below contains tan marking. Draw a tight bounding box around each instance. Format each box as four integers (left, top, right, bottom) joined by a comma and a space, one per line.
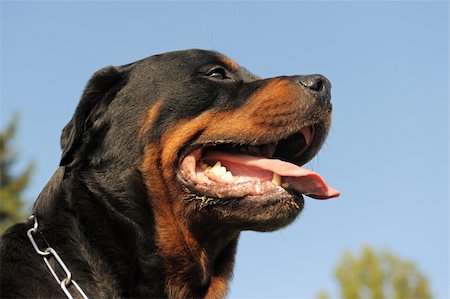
204, 276, 229, 299
141, 145, 202, 298
139, 100, 163, 137
220, 56, 240, 71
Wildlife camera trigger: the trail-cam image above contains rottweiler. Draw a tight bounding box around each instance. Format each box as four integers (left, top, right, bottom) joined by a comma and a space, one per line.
0, 49, 339, 298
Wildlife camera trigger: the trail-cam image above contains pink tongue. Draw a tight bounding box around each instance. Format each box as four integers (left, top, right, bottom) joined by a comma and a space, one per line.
204, 152, 340, 200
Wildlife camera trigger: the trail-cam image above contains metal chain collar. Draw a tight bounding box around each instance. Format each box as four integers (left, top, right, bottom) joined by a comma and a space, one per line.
27, 215, 89, 299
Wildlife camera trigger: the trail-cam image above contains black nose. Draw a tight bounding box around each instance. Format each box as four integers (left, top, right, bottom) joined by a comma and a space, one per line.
295, 74, 331, 101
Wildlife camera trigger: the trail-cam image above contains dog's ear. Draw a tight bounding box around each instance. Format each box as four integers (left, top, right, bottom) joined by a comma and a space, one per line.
60, 66, 125, 167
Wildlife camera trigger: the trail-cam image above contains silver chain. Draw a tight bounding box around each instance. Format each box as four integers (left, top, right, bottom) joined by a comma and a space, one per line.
27, 215, 90, 299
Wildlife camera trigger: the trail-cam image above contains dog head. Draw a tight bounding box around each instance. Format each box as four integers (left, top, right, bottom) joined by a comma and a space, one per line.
60, 49, 338, 232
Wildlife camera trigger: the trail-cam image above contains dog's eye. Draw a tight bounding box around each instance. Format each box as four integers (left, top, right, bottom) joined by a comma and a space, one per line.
207, 68, 228, 80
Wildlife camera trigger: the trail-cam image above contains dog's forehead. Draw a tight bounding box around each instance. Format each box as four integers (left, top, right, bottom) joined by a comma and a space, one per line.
153, 49, 236, 67
135, 49, 258, 79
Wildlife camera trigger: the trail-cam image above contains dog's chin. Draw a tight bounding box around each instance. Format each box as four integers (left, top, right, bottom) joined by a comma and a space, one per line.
178, 173, 305, 232
214, 191, 305, 232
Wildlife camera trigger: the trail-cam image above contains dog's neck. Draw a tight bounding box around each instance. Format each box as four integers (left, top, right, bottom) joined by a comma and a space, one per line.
149, 195, 240, 299
139, 146, 241, 298
33, 169, 169, 297
37, 165, 240, 298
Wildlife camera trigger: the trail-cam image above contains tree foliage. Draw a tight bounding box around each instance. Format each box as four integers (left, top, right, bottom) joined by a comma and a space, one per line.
318, 246, 432, 299
0, 115, 34, 233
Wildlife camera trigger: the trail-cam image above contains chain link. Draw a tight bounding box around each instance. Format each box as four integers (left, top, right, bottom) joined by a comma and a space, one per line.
27, 215, 90, 299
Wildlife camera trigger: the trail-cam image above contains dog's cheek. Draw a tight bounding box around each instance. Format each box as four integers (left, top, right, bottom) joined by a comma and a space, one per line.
158, 112, 219, 173
197, 80, 304, 140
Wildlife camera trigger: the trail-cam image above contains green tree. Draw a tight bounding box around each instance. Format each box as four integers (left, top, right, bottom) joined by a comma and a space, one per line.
0, 115, 34, 233
318, 246, 433, 299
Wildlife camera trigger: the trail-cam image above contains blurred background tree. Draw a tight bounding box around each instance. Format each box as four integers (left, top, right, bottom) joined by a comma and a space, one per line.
0, 114, 34, 234
318, 246, 433, 299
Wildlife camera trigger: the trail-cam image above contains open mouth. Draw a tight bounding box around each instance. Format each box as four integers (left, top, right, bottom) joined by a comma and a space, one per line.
178, 124, 339, 202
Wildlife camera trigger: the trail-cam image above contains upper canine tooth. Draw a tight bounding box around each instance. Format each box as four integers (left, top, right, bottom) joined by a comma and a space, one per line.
271, 173, 282, 186
301, 126, 313, 146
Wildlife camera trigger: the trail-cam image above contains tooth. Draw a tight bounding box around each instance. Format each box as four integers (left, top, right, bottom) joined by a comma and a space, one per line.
210, 161, 227, 177
301, 126, 313, 145
217, 167, 227, 176
264, 142, 278, 158
223, 171, 234, 182
236, 177, 246, 184
271, 173, 282, 186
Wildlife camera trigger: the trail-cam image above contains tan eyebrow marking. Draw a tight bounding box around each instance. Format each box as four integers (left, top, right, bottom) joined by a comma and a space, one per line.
220, 56, 240, 71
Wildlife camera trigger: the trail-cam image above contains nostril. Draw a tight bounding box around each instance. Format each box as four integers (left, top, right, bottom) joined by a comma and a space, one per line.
297, 75, 330, 95
308, 78, 324, 93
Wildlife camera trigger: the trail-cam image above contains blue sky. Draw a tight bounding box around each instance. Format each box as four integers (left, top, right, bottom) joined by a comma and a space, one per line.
1, 1, 448, 298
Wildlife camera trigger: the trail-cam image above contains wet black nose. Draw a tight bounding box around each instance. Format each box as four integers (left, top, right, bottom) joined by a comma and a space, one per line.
295, 74, 331, 102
